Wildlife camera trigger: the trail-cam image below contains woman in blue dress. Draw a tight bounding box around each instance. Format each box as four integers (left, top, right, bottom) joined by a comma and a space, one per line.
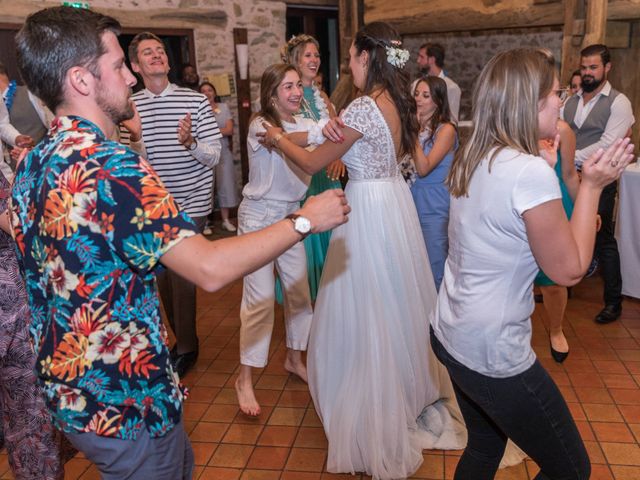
410, 76, 457, 290
280, 34, 345, 301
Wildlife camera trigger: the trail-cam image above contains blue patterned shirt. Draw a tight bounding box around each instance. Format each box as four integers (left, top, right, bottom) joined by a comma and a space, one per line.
10, 116, 197, 439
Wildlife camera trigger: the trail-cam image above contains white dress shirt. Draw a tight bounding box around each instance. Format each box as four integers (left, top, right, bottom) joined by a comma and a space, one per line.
439, 70, 461, 124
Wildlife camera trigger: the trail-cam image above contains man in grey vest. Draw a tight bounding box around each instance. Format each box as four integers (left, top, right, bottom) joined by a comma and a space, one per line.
0, 62, 51, 147
563, 44, 635, 324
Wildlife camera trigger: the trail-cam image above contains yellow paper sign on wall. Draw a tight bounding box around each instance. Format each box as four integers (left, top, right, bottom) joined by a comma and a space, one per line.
201, 73, 234, 97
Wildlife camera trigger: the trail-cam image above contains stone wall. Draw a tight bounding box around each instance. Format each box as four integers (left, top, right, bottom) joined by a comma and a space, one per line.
0, 0, 288, 197
403, 26, 563, 121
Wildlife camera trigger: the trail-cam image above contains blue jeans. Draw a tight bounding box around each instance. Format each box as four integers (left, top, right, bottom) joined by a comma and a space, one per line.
430, 330, 590, 480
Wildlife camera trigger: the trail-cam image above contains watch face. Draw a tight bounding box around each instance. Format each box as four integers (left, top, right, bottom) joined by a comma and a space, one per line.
295, 216, 312, 234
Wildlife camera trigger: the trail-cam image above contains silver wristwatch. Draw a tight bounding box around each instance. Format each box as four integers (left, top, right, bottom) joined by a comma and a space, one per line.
286, 214, 312, 239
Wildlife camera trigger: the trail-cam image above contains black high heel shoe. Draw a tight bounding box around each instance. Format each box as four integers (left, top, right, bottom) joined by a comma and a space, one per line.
550, 342, 569, 363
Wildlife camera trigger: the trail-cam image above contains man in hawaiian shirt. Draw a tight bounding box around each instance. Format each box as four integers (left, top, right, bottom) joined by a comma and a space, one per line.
11, 6, 349, 479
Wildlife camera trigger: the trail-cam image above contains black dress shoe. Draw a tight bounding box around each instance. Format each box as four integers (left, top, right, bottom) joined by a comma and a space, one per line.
595, 304, 622, 324
173, 350, 199, 377
550, 343, 569, 363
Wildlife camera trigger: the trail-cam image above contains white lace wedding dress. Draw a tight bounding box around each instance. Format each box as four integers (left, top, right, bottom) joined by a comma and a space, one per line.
307, 96, 467, 479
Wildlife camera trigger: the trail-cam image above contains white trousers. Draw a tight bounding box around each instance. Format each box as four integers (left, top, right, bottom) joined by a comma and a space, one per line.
238, 198, 313, 367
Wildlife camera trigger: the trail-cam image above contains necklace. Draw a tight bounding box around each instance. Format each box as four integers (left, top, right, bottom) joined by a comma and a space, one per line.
299, 84, 330, 123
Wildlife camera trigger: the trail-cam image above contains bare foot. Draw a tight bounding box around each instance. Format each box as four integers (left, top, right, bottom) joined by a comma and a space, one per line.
284, 350, 308, 383
235, 369, 261, 416
550, 330, 569, 354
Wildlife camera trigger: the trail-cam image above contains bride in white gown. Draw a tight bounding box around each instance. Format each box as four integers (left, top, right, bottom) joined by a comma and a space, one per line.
262, 22, 466, 479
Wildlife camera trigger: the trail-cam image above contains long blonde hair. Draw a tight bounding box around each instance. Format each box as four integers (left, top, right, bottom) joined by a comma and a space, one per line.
448, 48, 556, 197
280, 34, 320, 67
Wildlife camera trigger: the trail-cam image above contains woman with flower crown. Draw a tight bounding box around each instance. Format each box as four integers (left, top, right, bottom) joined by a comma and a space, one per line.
262, 22, 465, 479
279, 34, 345, 302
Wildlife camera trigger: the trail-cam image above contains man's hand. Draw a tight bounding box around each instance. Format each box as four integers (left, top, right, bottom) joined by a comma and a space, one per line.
177, 112, 195, 148
297, 189, 350, 233
121, 101, 143, 142
14, 134, 34, 149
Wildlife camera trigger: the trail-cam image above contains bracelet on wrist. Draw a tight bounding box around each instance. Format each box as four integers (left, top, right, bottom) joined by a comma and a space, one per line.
271, 133, 285, 147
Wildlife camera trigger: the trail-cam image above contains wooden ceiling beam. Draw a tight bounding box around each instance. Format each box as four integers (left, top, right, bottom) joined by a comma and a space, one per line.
364, 0, 640, 35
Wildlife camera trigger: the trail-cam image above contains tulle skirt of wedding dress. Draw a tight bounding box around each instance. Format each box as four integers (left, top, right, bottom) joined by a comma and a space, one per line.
307, 176, 467, 479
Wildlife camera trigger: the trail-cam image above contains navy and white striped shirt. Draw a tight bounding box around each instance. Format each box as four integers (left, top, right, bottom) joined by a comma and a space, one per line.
128, 83, 222, 217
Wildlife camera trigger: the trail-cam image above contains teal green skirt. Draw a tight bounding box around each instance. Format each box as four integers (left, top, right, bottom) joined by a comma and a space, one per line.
276, 169, 342, 303
535, 156, 574, 286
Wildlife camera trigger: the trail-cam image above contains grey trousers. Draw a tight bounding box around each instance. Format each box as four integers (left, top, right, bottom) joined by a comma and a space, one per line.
64, 421, 194, 479
157, 215, 207, 354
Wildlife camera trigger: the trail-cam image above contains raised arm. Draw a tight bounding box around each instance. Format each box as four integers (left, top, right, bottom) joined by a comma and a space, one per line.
524, 138, 634, 286
262, 121, 360, 176
160, 189, 350, 291
558, 120, 579, 203
176, 99, 223, 169
413, 123, 456, 177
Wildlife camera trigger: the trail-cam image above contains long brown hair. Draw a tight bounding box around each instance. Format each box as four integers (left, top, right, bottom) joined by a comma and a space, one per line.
447, 48, 556, 197
413, 76, 453, 145
255, 64, 299, 129
352, 22, 418, 158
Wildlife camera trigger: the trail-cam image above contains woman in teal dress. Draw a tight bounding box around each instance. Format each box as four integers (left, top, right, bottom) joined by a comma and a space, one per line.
279, 34, 345, 301
536, 119, 580, 362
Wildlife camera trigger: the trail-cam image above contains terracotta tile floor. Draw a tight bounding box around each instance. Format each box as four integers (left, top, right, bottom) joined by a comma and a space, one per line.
1, 275, 640, 479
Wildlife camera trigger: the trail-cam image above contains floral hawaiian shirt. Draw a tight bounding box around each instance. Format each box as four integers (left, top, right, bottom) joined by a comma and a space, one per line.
10, 116, 197, 439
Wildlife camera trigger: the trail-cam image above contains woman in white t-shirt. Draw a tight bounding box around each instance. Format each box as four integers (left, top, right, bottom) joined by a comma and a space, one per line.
235, 64, 324, 417
430, 48, 634, 479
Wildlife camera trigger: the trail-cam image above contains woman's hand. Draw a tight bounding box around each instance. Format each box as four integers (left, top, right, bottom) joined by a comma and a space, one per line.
539, 134, 560, 168
581, 137, 635, 190
258, 122, 285, 151
323, 117, 346, 143
326, 159, 346, 181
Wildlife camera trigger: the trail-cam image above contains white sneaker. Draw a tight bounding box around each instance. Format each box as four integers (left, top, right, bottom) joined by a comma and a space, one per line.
221, 219, 237, 232
203, 226, 213, 235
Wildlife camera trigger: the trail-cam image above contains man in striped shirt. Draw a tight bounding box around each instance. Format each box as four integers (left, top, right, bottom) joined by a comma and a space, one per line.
128, 32, 221, 376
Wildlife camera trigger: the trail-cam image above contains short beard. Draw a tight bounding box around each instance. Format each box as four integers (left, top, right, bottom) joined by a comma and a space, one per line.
97, 89, 134, 125
581, 75, 603, 93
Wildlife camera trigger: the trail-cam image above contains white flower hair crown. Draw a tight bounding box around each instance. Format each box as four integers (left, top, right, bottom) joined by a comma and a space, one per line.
385, 40, 409, 69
